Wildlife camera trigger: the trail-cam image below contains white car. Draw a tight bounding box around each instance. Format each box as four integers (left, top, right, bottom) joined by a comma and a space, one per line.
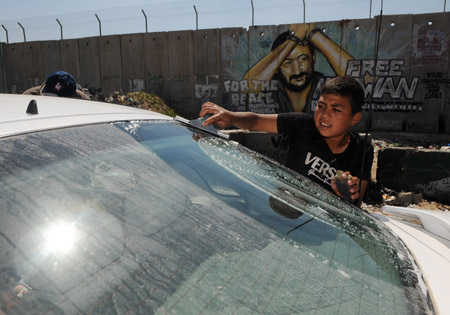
0, 94, 445, 314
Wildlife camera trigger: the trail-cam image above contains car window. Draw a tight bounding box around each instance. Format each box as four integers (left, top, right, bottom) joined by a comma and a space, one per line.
0, 122, 432, 314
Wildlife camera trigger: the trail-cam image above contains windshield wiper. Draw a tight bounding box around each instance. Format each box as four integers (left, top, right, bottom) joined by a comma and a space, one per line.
174, 115, 229, 139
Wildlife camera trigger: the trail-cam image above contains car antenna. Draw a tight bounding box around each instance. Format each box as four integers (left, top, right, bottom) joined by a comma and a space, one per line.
26, 99, 39, 115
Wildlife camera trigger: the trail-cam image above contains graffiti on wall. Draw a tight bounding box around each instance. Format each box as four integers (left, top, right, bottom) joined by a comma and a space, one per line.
346, 59, 420, 113
422, 72, 450, 99
221, 23, 449, 117
223, 24, 352, 114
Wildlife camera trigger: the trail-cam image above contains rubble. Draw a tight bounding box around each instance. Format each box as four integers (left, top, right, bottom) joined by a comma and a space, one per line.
83, 89, 178, 117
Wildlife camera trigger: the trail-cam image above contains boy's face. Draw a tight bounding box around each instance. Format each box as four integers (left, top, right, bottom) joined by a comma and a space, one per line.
314, 93, 361, 140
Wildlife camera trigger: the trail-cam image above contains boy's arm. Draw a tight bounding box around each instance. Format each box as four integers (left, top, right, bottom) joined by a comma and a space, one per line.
200, 102, 278, 133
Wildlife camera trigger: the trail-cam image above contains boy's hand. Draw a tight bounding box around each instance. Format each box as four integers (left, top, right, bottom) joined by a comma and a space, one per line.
331, 171, 360, 202
200, 102, 235, 129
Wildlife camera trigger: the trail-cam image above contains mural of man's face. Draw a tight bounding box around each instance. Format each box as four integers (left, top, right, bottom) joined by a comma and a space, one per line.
278, 45, 315, 92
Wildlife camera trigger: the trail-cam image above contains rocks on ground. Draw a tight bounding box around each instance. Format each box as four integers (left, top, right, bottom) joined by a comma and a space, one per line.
84, 89, 177, 117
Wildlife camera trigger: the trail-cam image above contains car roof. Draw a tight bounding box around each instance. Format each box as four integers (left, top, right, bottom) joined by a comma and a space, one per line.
0, 94, 171, 138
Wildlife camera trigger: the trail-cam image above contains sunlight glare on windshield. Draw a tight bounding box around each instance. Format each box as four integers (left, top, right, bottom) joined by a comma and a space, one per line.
44, 222, 76, 254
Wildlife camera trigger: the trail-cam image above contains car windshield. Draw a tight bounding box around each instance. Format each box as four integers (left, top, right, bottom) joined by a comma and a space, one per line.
0, 121, 432, 314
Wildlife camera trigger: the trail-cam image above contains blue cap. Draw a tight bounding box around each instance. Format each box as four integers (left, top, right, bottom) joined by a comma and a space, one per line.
43, 71, 77, 97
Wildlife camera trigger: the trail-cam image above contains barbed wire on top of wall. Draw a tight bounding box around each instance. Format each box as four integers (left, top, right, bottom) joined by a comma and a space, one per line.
0, 0, 448, 43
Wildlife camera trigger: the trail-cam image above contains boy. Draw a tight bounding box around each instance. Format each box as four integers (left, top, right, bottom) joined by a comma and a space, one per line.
200, 76, 373, 206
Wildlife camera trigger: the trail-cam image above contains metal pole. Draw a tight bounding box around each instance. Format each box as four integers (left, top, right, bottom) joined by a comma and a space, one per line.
193, 5, 198, 30
370, 0, 372, 18
444, 0, 447, 12
1, 25, 8, 44
142, 9, 148, 33
95, 14, 102, 36
302, 0, 305, 23
17, 22, 26, 42
56, 19, 63, 40
251, 0, 254, 26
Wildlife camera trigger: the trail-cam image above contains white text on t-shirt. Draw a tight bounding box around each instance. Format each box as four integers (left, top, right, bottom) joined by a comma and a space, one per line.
304, 152, 337, 186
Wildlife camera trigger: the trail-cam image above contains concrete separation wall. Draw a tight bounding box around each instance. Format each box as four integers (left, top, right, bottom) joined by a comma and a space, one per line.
0, 43, 7, 93
1, 12, 449, 130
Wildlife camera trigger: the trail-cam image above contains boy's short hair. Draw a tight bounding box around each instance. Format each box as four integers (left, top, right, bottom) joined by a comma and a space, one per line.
320, 76, 365, 114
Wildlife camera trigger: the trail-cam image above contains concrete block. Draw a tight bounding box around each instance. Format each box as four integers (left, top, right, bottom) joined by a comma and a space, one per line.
412, 193, 423, 204
0, 43, 5, 93
341, 18, 376, 60
168, 30, 195, 118
405, 119, 439, 133
350, 120, 369, 133
121, 34, 145, 93
371, 119, 403, 131
4, 43, 26, 93
42, 41, 61, 77
99, 36, 122, 95
220, 27, 248, 112
194, 29, 221, 108
377, 147, 450, 204
143, 32, 170, 102
23, 42, 44, 88
78, 37, 101, 90
394, 192, 412, 206
60, 39, 80, 82
445, 121, 450, 134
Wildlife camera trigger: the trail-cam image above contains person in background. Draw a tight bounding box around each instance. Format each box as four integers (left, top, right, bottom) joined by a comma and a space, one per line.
200, 76, 373, 206
23, 70, 90, 99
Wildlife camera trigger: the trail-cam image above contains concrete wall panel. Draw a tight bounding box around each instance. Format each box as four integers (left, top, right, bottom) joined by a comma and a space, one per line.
220, 28, 248, 111
194, 29, 221, 111
23, 41, 44, 89
442, 12, 450, 133
99, 35, 122, 95
4, 43, 26, 93
411, 13, 449, 131
248, 25, 279, 68
341, 18, 376, 130
78, 37, 101, 90
370, 15, 416, 131
313, 21, 344, 77
246, 25, 279, 113
60, 39, 80, 84
121, 34, 145, 93
41, 41, 61, 77
143, 32, 170, 103
168, 30, 194, 117
0, 43, 5, 93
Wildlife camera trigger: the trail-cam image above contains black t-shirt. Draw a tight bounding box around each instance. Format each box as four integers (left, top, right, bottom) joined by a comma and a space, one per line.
277, 113, 374, 192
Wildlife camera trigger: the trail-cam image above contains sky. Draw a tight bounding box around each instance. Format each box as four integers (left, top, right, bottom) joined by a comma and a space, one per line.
0, 0, 448, 43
